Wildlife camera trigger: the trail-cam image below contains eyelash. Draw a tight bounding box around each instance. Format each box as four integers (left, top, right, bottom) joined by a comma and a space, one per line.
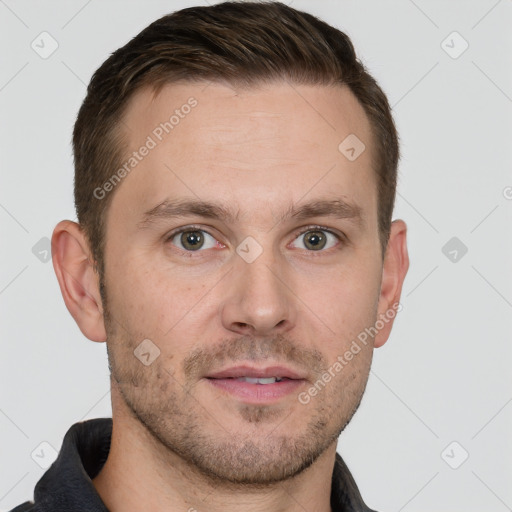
165, 224, 344, 255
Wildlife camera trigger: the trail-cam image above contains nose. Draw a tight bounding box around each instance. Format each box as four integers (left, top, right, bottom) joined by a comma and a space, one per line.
219, 250, 297, 336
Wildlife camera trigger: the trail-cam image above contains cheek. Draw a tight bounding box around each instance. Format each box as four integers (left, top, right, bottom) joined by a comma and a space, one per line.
106, 254, 215, 340
300, 258, 381, 335
104, 255, 164, 337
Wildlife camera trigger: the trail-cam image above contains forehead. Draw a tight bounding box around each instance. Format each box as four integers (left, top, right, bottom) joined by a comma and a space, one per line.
108, 80, 377, 229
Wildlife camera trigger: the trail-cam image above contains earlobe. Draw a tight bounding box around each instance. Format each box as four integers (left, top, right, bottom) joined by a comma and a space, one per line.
373, 219, 409, 348
51, 220, 107, 342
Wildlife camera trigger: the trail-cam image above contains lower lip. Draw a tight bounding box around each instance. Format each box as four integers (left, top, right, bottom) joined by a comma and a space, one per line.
205, 378, 305, 403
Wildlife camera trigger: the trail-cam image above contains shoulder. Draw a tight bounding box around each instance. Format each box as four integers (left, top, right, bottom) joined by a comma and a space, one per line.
8, 501, 35, 511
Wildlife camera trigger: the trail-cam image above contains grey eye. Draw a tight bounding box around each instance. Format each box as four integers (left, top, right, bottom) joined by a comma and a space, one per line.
170, 230, 217, 251
292, 230, 338, 251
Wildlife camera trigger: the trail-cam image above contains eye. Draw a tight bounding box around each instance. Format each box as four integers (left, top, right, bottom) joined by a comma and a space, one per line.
290, 227, 341, 252
167, 227, 223, 252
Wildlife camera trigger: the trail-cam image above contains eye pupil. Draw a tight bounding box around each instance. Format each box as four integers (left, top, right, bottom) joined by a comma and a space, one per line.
181, 230, 204, 250
304, 231, 326, 250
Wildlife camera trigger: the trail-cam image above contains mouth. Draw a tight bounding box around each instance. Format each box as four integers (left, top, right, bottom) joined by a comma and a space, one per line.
217, 376, 290, 384
205, 364, 307, 380
204, 365, 307, 403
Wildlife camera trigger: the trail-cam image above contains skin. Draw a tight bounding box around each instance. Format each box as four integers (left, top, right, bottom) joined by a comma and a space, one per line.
52, 81, 409, 512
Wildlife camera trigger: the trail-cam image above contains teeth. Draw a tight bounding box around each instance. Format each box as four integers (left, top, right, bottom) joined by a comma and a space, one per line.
235, 377, 283, 384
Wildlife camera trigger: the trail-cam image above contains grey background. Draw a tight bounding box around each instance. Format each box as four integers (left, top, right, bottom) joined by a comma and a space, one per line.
1, 0, 511, 510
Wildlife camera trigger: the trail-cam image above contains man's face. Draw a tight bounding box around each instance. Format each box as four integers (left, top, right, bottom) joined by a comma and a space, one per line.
101, 81, 385, 485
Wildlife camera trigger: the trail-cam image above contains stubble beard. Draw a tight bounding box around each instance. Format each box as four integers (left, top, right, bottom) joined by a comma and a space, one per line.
101, 288, 374, 488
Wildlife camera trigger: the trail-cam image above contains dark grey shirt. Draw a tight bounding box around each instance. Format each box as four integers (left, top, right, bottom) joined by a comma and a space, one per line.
9, 418, 378, 511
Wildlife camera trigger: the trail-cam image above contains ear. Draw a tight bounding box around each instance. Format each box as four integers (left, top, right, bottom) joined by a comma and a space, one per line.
373, 219, 409, 348
51, 220, 107, 342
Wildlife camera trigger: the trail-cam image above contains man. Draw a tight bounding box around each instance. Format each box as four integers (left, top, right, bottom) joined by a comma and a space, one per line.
10, 1, 408, 511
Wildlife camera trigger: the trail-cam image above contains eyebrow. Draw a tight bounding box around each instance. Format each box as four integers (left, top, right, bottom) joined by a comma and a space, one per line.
137, 197, 364, 230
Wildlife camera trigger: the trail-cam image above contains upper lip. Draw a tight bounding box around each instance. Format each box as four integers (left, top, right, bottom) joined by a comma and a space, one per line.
205, 365, 306, 380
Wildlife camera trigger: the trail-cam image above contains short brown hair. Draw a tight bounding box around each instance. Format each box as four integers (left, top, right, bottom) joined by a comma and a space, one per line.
73, 0, 399, 283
